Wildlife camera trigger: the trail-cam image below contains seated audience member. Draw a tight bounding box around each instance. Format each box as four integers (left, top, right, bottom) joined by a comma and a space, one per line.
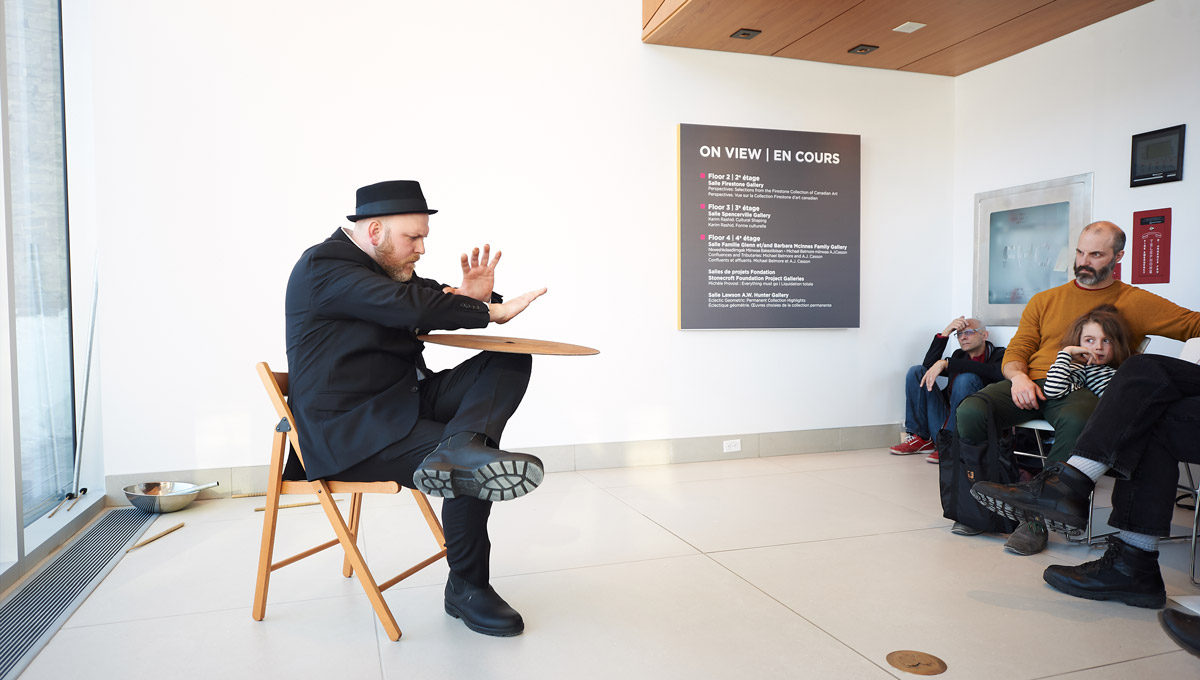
1043, 304, 1132, 402
999, 304, 1135, 556
971, 352, 1200, 608
890, 316, 1004, 462
957, 222, 1200, 467
954, 221, 1200, 544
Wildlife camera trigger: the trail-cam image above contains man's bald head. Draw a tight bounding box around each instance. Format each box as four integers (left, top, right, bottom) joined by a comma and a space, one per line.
1081, 221, 1126, 254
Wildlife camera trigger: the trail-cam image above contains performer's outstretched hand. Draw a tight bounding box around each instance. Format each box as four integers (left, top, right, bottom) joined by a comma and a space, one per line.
458, 244, 499, 302
489, 288, 547, 324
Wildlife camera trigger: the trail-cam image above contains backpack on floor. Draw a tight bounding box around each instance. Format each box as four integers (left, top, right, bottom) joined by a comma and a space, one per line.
937, 393, 1019, 534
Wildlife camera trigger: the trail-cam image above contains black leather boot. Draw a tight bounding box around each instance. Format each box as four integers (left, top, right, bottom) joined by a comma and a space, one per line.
414, 432, 543, 502
444, 573, 524, 636
1160, 609, 1200, 658
1042, 535, 1166, 608
969, 461, 1095, 535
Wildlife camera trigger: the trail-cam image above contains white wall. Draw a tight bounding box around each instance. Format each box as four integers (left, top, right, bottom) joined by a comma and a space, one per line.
63, 0, 957, 475
952, 0, 1200, 355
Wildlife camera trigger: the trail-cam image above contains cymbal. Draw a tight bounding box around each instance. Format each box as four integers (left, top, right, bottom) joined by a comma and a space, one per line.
417, 333, 599, 356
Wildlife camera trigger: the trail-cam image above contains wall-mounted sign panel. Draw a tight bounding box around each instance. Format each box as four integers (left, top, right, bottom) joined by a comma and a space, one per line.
1131, 208, 1171, 284
678, 123, 860, 329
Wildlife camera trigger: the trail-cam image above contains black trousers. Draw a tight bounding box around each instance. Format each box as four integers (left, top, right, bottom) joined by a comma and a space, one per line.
1072, 353, 1200, 536
285, 350, 533, 585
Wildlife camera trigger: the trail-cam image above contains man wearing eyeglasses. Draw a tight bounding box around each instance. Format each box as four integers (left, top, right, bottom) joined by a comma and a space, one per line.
891, 316, 1004, 462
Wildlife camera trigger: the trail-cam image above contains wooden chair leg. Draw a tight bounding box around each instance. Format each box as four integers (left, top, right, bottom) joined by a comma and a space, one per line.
252, 429, 287, 621
315, 482, 402, 641
343, 493, 364, 578
411, 488, 447, 548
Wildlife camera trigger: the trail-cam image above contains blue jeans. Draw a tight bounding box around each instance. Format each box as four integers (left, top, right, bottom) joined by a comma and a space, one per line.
904, 364, 984, 441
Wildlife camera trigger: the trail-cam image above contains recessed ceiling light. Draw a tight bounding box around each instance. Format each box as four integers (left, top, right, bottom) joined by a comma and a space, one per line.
893, 21, 926, 33
848, 44, 879, 55
731, 28, 761, 40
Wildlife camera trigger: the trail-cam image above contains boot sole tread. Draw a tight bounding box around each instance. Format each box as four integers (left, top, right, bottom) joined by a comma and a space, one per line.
970, 488, 1086, 537
414, 459, 543, 502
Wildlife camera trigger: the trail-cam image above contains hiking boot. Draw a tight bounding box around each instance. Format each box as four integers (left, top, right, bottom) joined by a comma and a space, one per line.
890, 434, 934, 455
414, 432, 544, 502
1004, 520, 1048, 555
969, 461, 1094, 535
1042, 535, 1166, 608
444, 573, 524, 637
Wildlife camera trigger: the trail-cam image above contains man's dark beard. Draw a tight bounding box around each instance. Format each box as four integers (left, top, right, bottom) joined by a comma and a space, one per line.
1074, 261, 1113, 285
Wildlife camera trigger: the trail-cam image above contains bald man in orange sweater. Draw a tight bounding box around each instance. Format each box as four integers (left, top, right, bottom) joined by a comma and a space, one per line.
953, 221, 1200, 551
958, 221, 1200, 463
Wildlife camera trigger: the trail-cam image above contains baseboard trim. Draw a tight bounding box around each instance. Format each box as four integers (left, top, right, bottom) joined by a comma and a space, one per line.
104, 424, 901, 502
515, 423, 900, 473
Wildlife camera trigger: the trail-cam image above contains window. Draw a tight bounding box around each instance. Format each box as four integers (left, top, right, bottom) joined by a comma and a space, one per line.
3, 0, 75, 527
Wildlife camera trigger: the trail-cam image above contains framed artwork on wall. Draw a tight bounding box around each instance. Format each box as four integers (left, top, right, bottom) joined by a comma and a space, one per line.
973, 173, 1093, 326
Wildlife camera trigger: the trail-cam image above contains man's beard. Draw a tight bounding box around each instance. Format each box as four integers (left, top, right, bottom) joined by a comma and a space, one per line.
383, 262, 416, 282
376, 231, 419, 282
1074, 260, 1113, 285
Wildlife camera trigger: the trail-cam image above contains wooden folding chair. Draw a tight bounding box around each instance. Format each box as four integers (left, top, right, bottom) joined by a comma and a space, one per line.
252, 361, 447, 641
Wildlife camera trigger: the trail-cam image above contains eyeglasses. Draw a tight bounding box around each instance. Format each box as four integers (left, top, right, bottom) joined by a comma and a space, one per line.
955, 329, 981, 338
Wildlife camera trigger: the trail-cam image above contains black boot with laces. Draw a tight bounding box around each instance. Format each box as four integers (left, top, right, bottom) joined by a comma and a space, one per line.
1042, 535, 1166, 608
970, 461, 1094, 535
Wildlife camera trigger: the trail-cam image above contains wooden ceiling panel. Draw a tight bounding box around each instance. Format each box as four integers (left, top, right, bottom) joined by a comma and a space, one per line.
773, 0, 1052, 70
643, 0, 659, 30
642, 0, 862, 57
901, 0, 1154, 76
643, 0, 685, 33
642, 0, 1155, 76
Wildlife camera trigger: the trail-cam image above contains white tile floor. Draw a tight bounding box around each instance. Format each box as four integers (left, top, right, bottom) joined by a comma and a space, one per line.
19, 449, 1200, 679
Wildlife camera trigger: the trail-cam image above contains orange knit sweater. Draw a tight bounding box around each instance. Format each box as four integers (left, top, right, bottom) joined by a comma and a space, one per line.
1005, 280, 1200, 380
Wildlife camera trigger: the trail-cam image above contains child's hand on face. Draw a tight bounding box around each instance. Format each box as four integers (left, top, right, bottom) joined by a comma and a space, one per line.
1062, 345, 1093, 364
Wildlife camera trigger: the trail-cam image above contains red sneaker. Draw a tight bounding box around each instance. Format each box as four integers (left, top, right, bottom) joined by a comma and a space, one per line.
926, 451, 939, 464
890, 434, 934, 455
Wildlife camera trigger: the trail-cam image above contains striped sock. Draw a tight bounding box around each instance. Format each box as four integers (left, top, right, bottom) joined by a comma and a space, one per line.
1065, 456, 1109, 482
1119, 530, 1159, 552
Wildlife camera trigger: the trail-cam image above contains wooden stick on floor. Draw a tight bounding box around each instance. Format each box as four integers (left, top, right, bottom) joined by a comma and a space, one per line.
126, 522, 185, 552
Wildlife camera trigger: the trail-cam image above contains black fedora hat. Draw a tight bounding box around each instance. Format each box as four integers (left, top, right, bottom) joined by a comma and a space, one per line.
346, 180, 438, 222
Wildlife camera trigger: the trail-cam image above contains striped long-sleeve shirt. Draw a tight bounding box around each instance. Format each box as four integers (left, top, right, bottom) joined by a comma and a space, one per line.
1043, 350, 1117, 399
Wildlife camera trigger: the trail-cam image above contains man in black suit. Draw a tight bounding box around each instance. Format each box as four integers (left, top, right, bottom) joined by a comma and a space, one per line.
285, 180, 547, 636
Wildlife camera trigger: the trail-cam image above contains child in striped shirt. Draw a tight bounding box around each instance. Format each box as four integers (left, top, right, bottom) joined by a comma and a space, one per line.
1001, 305, 1136, 557
1044, 304, 1135, 400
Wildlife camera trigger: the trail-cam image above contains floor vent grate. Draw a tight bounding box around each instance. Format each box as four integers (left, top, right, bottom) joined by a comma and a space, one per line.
0, 507, 155, 679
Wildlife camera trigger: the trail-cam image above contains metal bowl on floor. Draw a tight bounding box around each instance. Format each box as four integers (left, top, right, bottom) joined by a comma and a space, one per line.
124, 481, 219, 513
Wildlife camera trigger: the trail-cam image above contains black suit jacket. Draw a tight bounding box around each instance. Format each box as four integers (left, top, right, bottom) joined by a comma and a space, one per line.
284, 228, 491, 479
